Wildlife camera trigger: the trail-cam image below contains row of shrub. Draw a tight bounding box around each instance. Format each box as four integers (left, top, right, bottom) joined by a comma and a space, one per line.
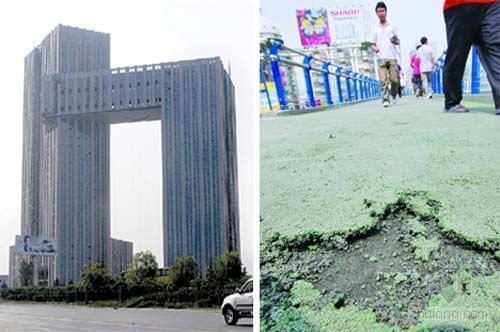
1, 251, 249, 308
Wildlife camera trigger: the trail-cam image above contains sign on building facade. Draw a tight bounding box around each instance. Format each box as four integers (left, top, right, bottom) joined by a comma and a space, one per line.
15, 235, 57, 256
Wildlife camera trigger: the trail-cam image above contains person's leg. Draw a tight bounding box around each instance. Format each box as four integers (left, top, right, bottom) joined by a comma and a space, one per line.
388, 60, 399, 98
418, 76, 423, 97
443, 4, 481, 109
428, 72, 434, 96
423, 72, 434, 97
415, 75, 422, 97
475, 2, 500, 110
378, 60, 390, 103
421, 72, 429, 95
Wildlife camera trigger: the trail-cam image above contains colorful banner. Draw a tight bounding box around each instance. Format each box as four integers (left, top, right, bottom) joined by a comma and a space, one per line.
296, 8, 331, 47
15, 235, 57, 256
260, 82, 280, 112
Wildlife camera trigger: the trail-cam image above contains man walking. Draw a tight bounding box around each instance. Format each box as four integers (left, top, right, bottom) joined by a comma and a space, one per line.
371, 1, 400, 108
443, 0, 499, 113
417, 37, 436, 99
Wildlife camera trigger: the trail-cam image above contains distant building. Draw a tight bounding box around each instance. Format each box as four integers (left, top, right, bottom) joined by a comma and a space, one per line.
13, 24, 239, 285
0, 275, 8, 288
8, 246, 22, 288
260, 15, 300, 109
110, 238, 133, 277
261, 2, 381, 109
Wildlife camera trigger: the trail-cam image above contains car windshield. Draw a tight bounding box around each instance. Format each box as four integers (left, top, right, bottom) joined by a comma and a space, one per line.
240, 280, 253, 293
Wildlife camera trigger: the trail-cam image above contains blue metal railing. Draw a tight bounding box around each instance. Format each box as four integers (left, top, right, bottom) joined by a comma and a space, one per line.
432, 45, 486, 96
262, 39, 381, 111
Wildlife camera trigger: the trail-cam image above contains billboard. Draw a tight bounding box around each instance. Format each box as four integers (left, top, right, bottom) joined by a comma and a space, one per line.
296, 8, 331, 47
328, 4, 374, 44
15, 235, 57, 256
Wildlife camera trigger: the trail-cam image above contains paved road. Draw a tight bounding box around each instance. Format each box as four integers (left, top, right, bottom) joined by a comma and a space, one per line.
0, 303, 252, 332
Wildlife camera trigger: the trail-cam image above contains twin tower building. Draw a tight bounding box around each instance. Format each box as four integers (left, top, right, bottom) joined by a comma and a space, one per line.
12, 25, 239, 285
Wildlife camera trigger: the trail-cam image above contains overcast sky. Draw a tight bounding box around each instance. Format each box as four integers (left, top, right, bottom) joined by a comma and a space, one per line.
0, 0, 258, 275
261, 0, 448, 73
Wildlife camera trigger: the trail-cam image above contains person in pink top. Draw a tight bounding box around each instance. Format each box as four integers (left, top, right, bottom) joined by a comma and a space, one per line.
410, 45, 423, 98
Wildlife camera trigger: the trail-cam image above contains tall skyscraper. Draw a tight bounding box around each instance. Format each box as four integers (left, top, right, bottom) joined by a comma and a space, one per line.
17, 25, 239, 285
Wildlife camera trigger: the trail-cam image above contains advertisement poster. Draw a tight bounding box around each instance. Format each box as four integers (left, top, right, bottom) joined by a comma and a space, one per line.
296, 8, 331, 47
328, 4, 373, 44
15, 235, 57, 256
260, 82, 280, 112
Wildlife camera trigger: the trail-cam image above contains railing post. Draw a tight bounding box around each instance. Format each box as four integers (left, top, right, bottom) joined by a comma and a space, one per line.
438, 70, 442, 94
335, 67, 343, 104
322, 62, 333, 106
365, 77, 370, 99
260, 64, 273, 112
432, 71, 437, 94
346, 69, 352, 102
359, 75, 365, 100
269, 41, 288, 110
352, 73, 359, 100
471, 44, 481, 94
440, 67, 444, 94
302, 54, 315, 107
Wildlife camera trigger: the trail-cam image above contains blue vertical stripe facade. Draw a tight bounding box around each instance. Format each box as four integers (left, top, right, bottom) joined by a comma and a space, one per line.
19, 25, 239, 285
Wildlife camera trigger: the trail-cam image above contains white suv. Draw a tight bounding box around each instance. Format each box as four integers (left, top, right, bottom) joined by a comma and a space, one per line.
221, 278, 253, 325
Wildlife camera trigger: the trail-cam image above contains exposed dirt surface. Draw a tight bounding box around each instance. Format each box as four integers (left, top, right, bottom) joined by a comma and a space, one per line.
261, 204, 499, 329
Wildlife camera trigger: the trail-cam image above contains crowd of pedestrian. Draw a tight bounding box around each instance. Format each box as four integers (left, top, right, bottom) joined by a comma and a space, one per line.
371, 0, 498, 114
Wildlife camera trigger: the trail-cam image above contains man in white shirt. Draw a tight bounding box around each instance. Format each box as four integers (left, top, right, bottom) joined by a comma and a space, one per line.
371, 1, 400, 108
417, 37, 436, 99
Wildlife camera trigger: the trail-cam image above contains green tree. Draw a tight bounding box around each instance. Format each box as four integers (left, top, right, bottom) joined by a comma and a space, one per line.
360, 41, 372, 52
206, 251, 245, 304
206, 251, 244, 282
125, 251, 158, 285
79, 262, 114, 293
168, 256, 198, 288
360, 41, 373, 71
19, 259, 34, 287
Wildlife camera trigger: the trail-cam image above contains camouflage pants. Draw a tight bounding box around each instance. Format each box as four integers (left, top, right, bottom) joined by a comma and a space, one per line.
377, 59, 400, 102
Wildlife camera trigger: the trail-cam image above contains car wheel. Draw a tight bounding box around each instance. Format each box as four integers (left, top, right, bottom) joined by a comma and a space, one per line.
223, 306, 239, 325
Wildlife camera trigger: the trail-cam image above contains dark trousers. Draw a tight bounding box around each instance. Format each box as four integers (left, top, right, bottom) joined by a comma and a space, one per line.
443, 2, 500, 109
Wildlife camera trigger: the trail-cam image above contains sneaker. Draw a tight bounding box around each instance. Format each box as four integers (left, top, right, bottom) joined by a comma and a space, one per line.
392, 97, 397, 105
444, 104, 470, 113
383, 100, 390, 108
496, 109, 500, 115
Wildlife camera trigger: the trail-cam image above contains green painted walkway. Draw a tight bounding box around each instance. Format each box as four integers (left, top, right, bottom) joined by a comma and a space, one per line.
261, 95, 499, 247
